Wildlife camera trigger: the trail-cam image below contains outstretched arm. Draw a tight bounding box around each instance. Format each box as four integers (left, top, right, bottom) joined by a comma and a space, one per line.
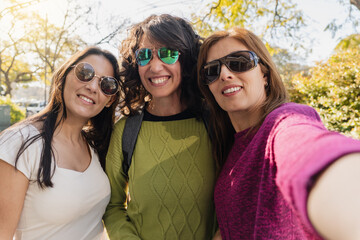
270, 104, 360, 238
0, 160, 29, 239
308, 153, 360, 240
212, 229, 222, 240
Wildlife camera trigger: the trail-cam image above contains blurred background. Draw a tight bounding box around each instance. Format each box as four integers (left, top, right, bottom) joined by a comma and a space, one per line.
0, 0, 359, 137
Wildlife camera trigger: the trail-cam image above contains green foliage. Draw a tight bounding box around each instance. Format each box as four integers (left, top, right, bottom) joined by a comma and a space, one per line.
0, 53, 35, 81
335, 34, 360, 51
191, 0, 306, 45
0, 96, 26, 123
289, 46, 360, 139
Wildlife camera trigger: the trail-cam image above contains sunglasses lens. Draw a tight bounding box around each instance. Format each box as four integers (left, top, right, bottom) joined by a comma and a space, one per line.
74, 62, 94, 82
203, 62, 220, 84
100, 77, 119, 96
202, 51, 258, 85
226, 52, 256, 72
136, 48, 152, 66
158, 47, 179, 65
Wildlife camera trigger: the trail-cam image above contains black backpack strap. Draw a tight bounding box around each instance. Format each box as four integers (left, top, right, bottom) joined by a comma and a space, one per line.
122, 111, 144, 178
201, 108, 212, 142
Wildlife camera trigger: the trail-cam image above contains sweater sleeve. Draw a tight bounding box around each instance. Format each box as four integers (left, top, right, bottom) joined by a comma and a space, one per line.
103, 119, 141, 240
269, 104, 360, 235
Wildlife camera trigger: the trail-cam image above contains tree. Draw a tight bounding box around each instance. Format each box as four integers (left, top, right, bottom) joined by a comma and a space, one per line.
0, 0, 40, 19
351, 0, 360, 9
324, 0, 360, 37
334, 34, 360, 51
192, 0, 306, 46
24, 2, 92, 75
1, 0, 128, 99
0, 51, 34, 96
84, 0, 130, 48
268, 46, 308, 82
0, 4, 37, 96
289, 40, 360, 138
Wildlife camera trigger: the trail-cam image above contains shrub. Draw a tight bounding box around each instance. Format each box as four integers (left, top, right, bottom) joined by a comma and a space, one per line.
0, 96, 26, 124
289, 47, 360, 139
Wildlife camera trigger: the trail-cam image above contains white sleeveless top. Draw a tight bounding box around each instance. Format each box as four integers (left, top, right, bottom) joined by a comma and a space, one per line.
0, 124, 110, 240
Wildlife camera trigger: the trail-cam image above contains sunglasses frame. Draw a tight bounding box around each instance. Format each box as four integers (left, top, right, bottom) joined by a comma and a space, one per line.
202, 50, 260, 85
72, 62, 119, 96
135, 47, 180, 66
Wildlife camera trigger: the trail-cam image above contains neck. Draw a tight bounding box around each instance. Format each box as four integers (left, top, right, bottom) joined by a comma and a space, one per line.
228, 107, 264, 133
147, 97, 186, 116
54, 113, 87, 143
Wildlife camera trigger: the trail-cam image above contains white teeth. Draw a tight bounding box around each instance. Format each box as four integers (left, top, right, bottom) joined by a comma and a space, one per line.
223, 87, 242, 94
150, 77, 168, 84
79, 95, 94, 104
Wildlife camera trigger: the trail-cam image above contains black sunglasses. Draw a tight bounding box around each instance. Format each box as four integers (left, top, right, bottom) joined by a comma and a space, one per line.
202, 50, 260, 85
135, 47, 180, 66
72, 62, 119, 96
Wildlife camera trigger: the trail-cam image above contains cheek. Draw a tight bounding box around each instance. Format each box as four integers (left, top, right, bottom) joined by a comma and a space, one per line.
174, 62, 181, 74
208, 83, 218, 97
138, 67, 146, 82
100, 95, 112, 107
208, 84, 222, 104
62, 80, 72, 102
170, 62, 182, 80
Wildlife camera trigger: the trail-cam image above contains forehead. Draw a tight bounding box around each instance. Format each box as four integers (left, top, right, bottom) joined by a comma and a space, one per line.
206, 37, 249, 62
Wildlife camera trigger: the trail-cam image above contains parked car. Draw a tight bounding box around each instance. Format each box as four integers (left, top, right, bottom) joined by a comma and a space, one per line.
13, 100, 28, 112
26, 101, 46, 117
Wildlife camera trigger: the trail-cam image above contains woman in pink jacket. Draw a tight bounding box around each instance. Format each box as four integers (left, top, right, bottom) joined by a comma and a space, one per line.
197, 27, 360, 240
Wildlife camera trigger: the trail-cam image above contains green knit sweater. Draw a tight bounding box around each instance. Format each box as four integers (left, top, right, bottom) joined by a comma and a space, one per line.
104, 115, 216, 240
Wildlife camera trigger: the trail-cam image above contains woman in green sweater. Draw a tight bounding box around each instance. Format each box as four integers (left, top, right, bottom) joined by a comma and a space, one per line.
103, 14, 217, 239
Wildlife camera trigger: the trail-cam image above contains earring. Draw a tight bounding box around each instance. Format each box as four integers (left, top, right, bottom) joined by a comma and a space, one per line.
265, 82, 268, 87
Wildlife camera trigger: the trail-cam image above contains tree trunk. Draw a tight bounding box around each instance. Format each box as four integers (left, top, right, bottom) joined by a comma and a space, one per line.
4, 74, 12, 97
351, 0, 360, 11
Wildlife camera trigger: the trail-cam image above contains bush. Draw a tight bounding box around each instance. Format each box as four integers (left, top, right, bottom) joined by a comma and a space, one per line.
288, 47, 360, 139
0, 96, 26, 124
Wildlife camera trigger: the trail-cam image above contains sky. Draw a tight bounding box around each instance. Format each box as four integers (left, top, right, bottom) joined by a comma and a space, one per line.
2, 0, 359, 65
293, 0, 357, 63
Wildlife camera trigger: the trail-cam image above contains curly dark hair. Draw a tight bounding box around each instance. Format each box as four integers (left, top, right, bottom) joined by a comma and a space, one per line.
119, 14, 203, 117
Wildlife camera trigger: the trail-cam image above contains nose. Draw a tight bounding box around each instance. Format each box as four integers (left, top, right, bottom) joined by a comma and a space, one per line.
85, 76, 100, 93
219, 64, 234, 81
148, 52, 164, 72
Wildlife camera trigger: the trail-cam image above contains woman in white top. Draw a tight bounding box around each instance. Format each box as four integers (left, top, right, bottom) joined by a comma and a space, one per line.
0, 47, 120, 240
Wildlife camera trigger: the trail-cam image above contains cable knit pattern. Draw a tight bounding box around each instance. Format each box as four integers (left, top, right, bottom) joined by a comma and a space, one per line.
104, 117, 216, 240
214, 103, 360, 240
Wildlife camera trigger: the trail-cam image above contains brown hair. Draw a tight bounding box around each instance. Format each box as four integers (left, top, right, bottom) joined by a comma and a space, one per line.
197, 28, 289, 168
118, 14, 203, 117
11, 47, 120, 188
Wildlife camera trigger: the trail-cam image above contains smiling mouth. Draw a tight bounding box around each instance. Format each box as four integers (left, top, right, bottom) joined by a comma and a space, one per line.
222, 86, 243, 94
78, 95, 95, 104
149, 76, 169, 84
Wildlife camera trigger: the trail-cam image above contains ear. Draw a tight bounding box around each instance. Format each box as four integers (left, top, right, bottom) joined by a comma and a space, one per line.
263, 74, 269, 88
262, 72, 269, 86
105, 96, 116, 108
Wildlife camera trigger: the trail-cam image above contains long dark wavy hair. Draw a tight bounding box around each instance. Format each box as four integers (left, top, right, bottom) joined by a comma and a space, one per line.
119, 14, 204, 117
197, 28, 289, 168
8, 47, 120, 188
